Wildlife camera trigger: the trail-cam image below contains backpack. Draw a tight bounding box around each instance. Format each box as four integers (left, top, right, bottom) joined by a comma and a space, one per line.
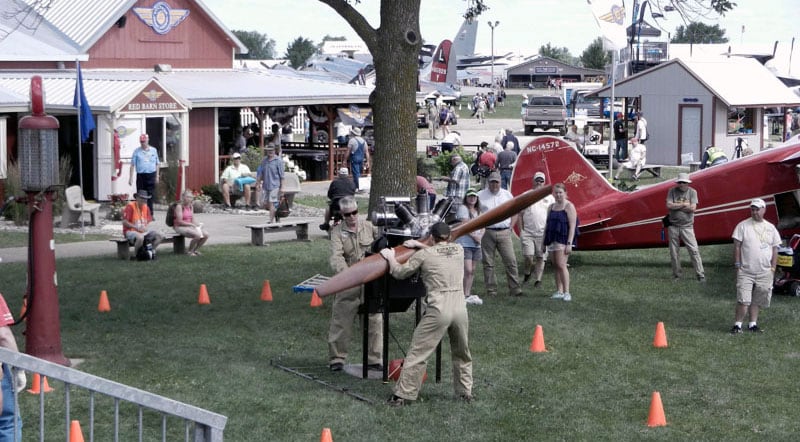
136, 232, 158, 261
165, 202, 178, 227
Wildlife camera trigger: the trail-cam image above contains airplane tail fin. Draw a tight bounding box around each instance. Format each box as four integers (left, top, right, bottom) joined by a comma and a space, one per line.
511, 136, 620, 210
430, 40, 453, 83
452, 19, 478, 60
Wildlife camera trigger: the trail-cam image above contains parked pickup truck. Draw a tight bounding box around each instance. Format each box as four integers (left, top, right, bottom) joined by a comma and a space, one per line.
522, 95, 567, 136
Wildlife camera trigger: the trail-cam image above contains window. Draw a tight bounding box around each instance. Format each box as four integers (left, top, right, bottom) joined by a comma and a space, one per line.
727, 107, 755, 135
145, 115, 183, 164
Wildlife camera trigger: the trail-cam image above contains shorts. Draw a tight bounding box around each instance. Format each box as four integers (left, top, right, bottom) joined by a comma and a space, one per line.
261, 188, 279, 205
124, 231, 140, 243
736, 271, 773, 307
521, 233, 545, 258
546, 242, 567, 253
463, 246, 482, 261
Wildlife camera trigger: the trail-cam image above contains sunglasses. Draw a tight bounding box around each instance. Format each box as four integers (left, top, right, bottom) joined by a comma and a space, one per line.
342, 210, 358, 217
535, 179, 545, 183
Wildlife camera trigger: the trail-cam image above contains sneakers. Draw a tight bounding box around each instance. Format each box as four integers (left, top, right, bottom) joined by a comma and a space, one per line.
748, 324, 762, 333
459, 394, 474, 404
551, 292, 565, 299
697, 276, 706, 283
533, 280, 542, 289
367, 363, 383, 371
523, 273, 532, 283
329, 362, 344, 372
562, 292, 572, 302
730, 325, 742, 334
387, 395, 410, 407
465, 295, 483, 305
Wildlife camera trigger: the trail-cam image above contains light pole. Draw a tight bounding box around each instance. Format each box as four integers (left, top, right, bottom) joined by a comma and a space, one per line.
488, 20, 499, 88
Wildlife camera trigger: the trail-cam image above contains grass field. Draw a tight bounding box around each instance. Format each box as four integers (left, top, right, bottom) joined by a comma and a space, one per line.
0, 231, 111, 248
2, 227, 800, 440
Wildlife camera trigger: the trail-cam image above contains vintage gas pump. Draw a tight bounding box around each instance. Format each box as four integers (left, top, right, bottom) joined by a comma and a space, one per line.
18, 76, 69, 365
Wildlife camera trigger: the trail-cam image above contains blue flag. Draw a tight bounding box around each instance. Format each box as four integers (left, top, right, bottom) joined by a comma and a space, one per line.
73, 61, 95, 143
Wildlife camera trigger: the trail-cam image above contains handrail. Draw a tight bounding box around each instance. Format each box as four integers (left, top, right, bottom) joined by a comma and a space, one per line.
0, 347, 227, 441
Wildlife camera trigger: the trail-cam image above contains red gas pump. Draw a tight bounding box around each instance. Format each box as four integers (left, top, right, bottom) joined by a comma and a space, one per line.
18, 76, 69, 366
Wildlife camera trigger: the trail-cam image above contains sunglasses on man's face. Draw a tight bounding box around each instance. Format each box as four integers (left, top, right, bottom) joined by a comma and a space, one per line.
535, 179, 545, 183
342, 210, 358, 217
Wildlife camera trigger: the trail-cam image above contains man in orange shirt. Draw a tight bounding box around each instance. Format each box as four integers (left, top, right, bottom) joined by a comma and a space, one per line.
122, 190, 163, 258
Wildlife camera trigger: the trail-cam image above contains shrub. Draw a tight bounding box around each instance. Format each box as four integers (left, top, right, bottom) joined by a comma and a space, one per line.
433, 147, 475, 176
201, 184, 224, 204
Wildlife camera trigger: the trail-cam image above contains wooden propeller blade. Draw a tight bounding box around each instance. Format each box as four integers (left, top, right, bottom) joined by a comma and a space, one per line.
315, 185, 553, 297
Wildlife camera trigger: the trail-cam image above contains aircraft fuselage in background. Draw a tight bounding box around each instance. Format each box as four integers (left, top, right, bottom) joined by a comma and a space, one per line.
510, 136, 800, 250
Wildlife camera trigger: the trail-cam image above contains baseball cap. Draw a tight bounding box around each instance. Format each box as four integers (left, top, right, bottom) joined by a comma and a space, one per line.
675, 172, 691, 184
534, 172, 546, 182
232, 152, 242, 159
750, 198, 766, 209
466, 189, 478, 197
488, 172, 501, 182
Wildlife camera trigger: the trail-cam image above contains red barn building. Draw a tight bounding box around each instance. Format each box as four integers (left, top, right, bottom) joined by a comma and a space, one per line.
0, 0, 370, 200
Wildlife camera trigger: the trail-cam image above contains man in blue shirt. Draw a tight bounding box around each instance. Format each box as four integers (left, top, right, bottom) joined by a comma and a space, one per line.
256, 145, 285, 223
129, 133, 159, 215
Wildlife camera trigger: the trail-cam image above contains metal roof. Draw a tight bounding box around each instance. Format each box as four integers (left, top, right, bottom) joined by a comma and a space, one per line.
0, 0, 85, 61
17, 0, 246, 54
20, 0, 135, 51
0, 68, 372, 112
595, 57, 800, 107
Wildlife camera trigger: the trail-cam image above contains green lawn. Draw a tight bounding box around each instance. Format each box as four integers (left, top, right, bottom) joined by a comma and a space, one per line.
2, 233, 799, 440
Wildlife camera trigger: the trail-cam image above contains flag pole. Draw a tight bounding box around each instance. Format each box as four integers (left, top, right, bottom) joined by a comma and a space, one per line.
76, 60, 85, 238
609, 49, 617, 181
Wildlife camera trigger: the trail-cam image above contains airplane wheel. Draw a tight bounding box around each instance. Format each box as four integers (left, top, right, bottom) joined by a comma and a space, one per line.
316, 130, 329, 144
790, 281, 800, 297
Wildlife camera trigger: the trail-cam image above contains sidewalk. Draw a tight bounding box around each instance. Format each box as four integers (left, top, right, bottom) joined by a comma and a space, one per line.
0, 179, 347, 264
2, 112, 521, 264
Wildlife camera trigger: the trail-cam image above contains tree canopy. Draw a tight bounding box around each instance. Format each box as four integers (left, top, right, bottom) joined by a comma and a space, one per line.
539, 43, 574, 64
285, 37, 317, 69
671, 22, 729, 44
580, 37, 610, 70
232, 30, 276, 60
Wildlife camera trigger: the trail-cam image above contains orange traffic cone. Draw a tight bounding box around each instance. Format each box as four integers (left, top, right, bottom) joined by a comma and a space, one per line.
647, 391, 667, 427
27, 373, 54, 394
198, 284, 210, 305
310, 289, 323, 307
653, 322, 668, 348
261, 280, 273, 302
320, 427, 333, 442
98, 290, 111, 312
69, 420, 85, 442
529, 324, 547, 352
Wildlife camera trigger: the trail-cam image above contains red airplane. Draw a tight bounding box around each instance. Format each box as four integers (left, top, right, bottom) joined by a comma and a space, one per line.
510, 136, 800, 250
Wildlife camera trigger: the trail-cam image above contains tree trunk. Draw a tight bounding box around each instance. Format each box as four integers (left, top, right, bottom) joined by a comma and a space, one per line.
367, 0, 421, 211
318, 0, 421, 212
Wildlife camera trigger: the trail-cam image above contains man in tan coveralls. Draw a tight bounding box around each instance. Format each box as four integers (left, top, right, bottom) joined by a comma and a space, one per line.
380, 222, 473, 406
327, 196, 383, 372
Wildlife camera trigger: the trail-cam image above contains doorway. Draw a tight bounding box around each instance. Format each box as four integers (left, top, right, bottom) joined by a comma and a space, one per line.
678, 105, 702, 164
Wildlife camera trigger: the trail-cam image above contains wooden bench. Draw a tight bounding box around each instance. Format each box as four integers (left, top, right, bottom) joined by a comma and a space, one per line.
246, 219, 312, 246
110, 233, 186, 260
624, 164, 662, 178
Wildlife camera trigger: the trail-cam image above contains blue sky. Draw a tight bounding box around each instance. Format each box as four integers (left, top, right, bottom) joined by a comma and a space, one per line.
202, 0, 797, 67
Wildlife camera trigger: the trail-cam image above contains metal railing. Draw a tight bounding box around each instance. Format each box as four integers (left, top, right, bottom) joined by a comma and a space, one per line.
0, 347, 227, 441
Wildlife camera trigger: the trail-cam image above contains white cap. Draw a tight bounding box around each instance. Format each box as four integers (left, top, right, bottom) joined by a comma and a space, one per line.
534, 172, 546, 181
750, 198, 766, 209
